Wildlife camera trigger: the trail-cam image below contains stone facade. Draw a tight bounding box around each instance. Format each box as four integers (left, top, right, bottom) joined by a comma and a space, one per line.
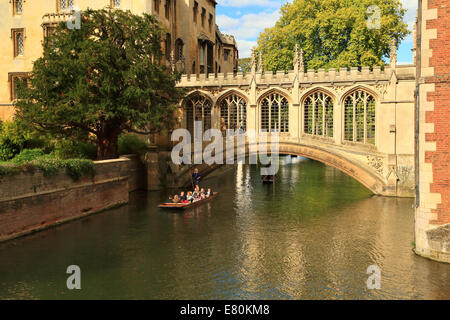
0, 156, 145, 242
0, 0, 238, 121
414, 0, 450, 263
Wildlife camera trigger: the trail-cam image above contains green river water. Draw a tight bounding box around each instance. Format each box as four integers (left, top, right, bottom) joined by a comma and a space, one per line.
0, 157, 449, 299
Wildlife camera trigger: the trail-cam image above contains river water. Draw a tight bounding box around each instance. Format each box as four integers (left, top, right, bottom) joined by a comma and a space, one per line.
0, 157, 449, 299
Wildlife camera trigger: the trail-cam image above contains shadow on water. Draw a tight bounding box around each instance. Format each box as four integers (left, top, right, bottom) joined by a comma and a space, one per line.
0, 157, 449, 299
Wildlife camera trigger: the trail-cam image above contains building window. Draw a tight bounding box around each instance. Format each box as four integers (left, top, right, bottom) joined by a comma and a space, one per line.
175, 38, 184, 61
58, 0, 74, 11
224, 49, 229, 62
8, 72, 28, 101
153, 0, 160, 14
12, 28, 24, 57
220, 93, 247, 131
193, 1, 198, 23
185, 94, 212, 137
260, 92, 289, 133
201, 8, 206, 28
165, 33, 171, 61
13, 0, 23, 15
344, 89, 376, 145
111, 0, 120, 8
43, 24, 57, 40
303, 91, 334, 137
208, 13, 213, 32
164, 0, 170, 20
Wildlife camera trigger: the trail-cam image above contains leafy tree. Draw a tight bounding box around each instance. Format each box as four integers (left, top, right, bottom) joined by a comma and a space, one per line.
238, 57, 252, 74
15, 9, 184, 160
257, 0, 410, 71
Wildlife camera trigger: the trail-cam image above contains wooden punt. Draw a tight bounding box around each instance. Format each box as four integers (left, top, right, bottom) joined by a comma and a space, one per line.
158, 192, 218, 210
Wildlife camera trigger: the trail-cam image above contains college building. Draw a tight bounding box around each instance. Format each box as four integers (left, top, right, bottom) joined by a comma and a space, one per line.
0, 0, 239, 120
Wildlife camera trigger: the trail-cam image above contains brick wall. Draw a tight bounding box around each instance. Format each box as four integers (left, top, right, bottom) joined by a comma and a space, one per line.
0, 156, 146, 242
424, 0, 450, 225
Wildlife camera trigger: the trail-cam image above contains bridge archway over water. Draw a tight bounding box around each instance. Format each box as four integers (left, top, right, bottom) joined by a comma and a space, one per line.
174, 142, 391, 196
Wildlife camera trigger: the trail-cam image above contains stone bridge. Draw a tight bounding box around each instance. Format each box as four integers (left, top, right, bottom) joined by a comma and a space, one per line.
159, 46, 416, 197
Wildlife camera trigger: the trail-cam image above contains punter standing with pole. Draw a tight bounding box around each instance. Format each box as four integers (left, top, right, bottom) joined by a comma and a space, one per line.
192, 168, 201, 187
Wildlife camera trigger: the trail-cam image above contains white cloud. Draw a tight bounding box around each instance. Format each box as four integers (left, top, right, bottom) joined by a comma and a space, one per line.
236, 39, 257, 58
217, 11, 280, 57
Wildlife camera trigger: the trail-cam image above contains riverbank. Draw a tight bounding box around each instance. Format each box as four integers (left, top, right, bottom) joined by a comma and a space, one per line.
0, 155, 145, 243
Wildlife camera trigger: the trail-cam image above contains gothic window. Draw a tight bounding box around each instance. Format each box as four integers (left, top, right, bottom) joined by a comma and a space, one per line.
12, 28, 24, 57
13, 0, 23, 15
260, 92, 289, 133
165, 0, 170, 20
344, 89, 376, 145
303, 91, 334, 137
58, 0, 74, 11
111, 0, 121, 8
201, 8, 206, 28
185, 94, 212, 137
154, 0, 160, 14
175, 38, 184, 61
193, 1, 198, 23
165, 33, 171, 61
8, 72, 28, 101
220, 93, 247, 131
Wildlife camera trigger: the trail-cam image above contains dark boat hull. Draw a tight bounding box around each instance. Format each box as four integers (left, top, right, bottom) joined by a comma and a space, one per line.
262, 176, 275, 184
158, 192, 218, 210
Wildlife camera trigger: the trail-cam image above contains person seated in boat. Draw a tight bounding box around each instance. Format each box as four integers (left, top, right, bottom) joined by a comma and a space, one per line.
186, 191, 194, 203
200, 188, 206, 199
192, 185, 200, 198
167, 195, 174, 203
172, 194, 180, 203
179, 191, 186, 202
206, 188, 212, 197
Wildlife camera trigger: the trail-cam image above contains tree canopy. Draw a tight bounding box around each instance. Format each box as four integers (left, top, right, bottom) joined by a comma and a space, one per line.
256, 0, 410, 71
15, 9, 184, 160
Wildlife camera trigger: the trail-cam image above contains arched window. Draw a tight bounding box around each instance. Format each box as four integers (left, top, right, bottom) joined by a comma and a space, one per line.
185, 94, 212, 137
175, 38, 184, 61
219, 93, 247, 131
344, 89, 376, 144
260, 92, 289, 132
303, 91, 334, 137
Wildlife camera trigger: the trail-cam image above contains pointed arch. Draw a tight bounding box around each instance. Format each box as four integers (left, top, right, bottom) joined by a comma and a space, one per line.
217, 90, 248, 132
182, 91, 213, 137
258, 90, 290, 133
341, 86, 377, 145
301, 88, 335, 138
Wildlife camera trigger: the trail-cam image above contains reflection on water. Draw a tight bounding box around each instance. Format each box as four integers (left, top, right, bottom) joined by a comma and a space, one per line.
0, 158, 449, 299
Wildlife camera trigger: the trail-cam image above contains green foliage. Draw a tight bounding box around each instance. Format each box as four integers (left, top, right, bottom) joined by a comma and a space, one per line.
256, 0, 410, 71
0, 120, 55, 161
118, 134, 148, 156
0, 149, 95, 180
238, 58, 252, 74
64, 159, 96, 181
14, 9, 184, 160
52, 139, 97, 160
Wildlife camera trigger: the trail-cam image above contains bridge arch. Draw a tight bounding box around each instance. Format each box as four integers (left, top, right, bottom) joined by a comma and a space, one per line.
176, 142, 388, 196
256, 87, 293, 105
182, 91, 214, 136
217, 90, 248, 131
301, 88, 336, 138
257, 89, 291, 133
340, 86, 378, 146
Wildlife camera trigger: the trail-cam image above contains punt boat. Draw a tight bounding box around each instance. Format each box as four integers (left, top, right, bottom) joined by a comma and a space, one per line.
158, 192, 218, 210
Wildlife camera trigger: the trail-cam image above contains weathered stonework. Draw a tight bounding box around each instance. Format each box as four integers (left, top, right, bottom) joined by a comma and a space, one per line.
0, 156, 145, 242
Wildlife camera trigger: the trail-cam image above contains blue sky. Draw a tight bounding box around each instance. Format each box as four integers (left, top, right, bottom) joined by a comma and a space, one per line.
216, 0, 417, 64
